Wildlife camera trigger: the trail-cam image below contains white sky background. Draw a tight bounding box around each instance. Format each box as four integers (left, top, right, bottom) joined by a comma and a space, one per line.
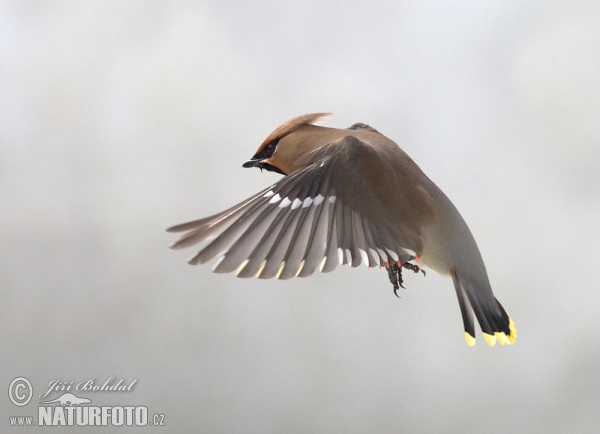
1, 1, 599, 432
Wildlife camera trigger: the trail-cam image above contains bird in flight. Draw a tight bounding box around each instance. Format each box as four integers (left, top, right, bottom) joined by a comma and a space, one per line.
167, 113, 516, 346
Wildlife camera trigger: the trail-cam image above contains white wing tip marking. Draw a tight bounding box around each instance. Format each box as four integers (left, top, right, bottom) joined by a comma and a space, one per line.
279, 197, 292, 208
211, 255, 226, 272
276, 262, 286, 279
291, 198, 302, 209
235, 259, 249, 276
314, 194, 324, 205
403, 247, 417, 257
269, 193, 281, 204
359, 249, 369, 267
264, 190, 275, 198
320, 256, 327, 272
337, 248, 344, 264
295, 260, 305, 277
302, 197, 313, 208
386, 248, 399, 262
369, 248, 379, 265
329, 196, 337, 203
256, 260, 267, 278
345, 249, 352, 264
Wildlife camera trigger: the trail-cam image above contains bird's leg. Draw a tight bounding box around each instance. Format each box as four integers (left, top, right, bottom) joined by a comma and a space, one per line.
386, 262, 404, 298
386, 260, 426, 298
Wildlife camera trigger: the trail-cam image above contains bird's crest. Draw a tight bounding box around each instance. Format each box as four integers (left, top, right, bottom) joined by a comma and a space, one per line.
255, 112, 331, 154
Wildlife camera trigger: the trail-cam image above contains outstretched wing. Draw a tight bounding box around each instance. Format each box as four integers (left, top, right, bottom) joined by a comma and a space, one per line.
167, 136, 424, 279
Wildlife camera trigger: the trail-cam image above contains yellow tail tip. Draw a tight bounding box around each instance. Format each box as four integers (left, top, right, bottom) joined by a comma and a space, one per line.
495, 332, 508, 346
464, 332, 476, 346
483, 333, 497, 346
507, 317, 517, 344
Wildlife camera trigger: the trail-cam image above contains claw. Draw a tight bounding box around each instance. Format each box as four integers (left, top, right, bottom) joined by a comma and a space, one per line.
385, 260, 426, 297
401, 261, 426, 276
386, 262, 403, 297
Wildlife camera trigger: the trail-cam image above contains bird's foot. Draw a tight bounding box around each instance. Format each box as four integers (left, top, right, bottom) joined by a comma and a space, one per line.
386, 262, 403, 298
386, 260, 426, 298
401, 261, 426, 277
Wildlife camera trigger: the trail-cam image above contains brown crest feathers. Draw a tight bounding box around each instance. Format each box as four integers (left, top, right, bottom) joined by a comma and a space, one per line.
255, 112, 331, 154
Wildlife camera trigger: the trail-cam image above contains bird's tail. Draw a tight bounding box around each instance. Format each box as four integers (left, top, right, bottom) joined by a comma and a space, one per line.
451, 269, 516, 346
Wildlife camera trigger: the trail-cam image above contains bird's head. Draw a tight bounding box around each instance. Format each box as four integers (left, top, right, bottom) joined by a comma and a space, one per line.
242, 113, 331, 176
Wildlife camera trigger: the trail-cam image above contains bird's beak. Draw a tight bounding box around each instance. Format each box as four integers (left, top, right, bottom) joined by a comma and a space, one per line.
242, 158, 261, 168
242, 157, 285, 175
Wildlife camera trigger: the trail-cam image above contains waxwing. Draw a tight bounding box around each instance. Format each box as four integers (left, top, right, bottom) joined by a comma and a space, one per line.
167, 113, 516, 346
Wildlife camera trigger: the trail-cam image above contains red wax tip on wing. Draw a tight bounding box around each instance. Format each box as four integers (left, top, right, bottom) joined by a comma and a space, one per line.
415, 255, 420, 261
397, 261, 401, 266
378, 265, 382, 269
386, 262, 390, 269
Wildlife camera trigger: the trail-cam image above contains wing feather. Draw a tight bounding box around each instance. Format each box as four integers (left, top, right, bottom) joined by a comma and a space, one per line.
169, 135, 425, 279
